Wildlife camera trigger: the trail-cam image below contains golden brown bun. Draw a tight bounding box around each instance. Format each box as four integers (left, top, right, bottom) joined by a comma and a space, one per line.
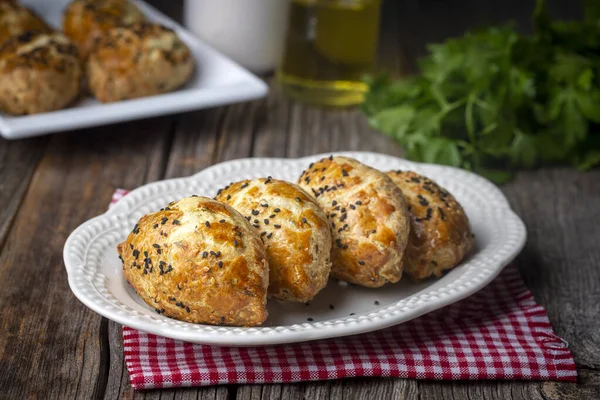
62, 0, 145, 58
0, 1, 51, 45
216, 178, 332, 303
117, 196, 269, 327
86, 22, 194, 102
298, 156, 410, 288
386, 171, 473, 280
0, 31, 82, 115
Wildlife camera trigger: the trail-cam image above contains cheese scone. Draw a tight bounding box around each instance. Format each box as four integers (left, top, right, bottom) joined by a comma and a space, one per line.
117, 196, 269, 327
0, 31, 82, 115
87, 22, 194, 102
63, 0, 145, 58
386, 171, 473, 280
0, 1, 50, 45
299, 156, 410, 288
216, 178, 332, 302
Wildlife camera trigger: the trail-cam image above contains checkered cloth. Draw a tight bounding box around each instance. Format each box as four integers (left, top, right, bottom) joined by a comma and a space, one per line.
110, 190, 577, 389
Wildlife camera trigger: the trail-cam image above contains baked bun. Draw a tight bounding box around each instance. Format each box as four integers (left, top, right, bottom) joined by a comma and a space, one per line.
298, 156, 410, 288
87, 22, 194, 102
216, 178, 332, 302
0, 31, 82, 115
386, 171, 473, 280
0, 1, 50, 45
63, 0, 145, 58
117, 196, 269, 327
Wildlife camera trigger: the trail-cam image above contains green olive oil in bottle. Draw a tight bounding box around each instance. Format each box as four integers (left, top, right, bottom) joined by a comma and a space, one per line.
277, 0, 381, 106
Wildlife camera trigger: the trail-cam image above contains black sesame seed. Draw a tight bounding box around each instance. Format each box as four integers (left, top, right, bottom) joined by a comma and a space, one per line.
350, 204, 356, 210
202, 251, 208, 258
241, 182, 249, 188
274, 224, 281, 229
210, 251, 217, 257
358, 261, 365, 265
130, 244, 134, 250
252, 209, 259, 216
216, 251, 221, 257
343, 244, 349, 249
350, 313, 355, 316
328, 155, 333, 160
329, 304, 335, 310
307, 318, 314, 322
173, 219, 181, 225
371, 230, 377, 234
205, 221, 211, 228
342, 169, 348, 177
355, 201, 362, 205
274, 208, 281, 213
220, 219, 226, 223
266, 233, 273, 239
302, 217, 307, 224
133, 250, 140, 259
246, 216, 251, 221
261, 231, 266, 237
144, 251, 148, 257
269, 214, 276, 218
153, 224, 159, 228
153, 244, 160, 248
438, 207, 446, 220
218, 261, 223, 268
264, 219, 269, 225
161, 218, 168, 224
374, 301, 380, 305
226, 194, 231, 200
186, 306, 190, 313
234, 240, 238, 247
253, 224, 260, 228
296, 197, 302, 203
254, 219, 259, 224
261, 203, 268, 208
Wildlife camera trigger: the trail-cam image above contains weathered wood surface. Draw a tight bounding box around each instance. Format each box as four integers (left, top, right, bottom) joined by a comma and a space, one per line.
0, 0, 598, 399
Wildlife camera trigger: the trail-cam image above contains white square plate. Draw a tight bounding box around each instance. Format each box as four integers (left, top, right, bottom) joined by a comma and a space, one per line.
64, 152, 527, 346
0, 0, 268, 139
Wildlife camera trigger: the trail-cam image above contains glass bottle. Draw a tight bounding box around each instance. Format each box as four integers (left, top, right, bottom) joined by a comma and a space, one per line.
277, 0, 382, 107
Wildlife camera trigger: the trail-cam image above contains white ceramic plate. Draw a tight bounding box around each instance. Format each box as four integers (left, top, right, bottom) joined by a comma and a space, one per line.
0, 0, 268, 139
64, 152, 527, 346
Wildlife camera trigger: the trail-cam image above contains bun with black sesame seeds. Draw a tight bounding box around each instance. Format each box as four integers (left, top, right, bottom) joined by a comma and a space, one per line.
216, 178, 332, 303
298, 156, 411, 288
63, 0, 146, 58
0, 31, 82, 115
86, 22, 194, 102
117, 196, 269, 327
0, 1, 51, 45
386, 170, 473, 280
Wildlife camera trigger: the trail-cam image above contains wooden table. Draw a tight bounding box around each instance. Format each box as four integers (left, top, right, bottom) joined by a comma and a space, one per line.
1, 1, 598, 399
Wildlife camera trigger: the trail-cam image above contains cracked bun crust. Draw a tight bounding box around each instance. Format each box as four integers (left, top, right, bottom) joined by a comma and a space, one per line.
0, 31, 82, 115
63, 0, 146, 58
0, 1, 51, 45
386, 171, 473, 280
87, 22, 194, 102
298, 156, 411, 288
117, 196, 269, 327
216, 178, 332, 303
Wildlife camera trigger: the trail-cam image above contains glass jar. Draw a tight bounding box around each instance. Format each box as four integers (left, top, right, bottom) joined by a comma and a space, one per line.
277, 0, 382, 107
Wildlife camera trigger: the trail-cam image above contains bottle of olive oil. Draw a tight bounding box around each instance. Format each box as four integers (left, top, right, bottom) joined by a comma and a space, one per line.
277, 0, 381, 107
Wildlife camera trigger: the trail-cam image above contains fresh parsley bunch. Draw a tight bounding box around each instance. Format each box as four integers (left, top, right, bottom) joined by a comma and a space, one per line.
363, 0, 600, 183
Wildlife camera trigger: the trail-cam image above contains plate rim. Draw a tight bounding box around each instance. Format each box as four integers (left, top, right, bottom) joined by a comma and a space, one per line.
63, 151, 527, 346
0, 0, 268, 139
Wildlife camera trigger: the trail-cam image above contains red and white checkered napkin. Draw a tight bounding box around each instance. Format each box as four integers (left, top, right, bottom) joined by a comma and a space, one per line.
111, 190, 577, 390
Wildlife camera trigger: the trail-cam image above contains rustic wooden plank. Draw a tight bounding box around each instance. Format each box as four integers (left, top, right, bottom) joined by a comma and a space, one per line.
0, 137, 47, 245
0, 118, 172, 399
236, 378, 417, 400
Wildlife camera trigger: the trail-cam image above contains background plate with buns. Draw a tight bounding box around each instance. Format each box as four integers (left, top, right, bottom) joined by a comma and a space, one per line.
0, 0, 267, 139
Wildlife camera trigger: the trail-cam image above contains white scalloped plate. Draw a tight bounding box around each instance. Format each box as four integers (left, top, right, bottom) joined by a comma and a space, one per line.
64, 152, 526, 346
